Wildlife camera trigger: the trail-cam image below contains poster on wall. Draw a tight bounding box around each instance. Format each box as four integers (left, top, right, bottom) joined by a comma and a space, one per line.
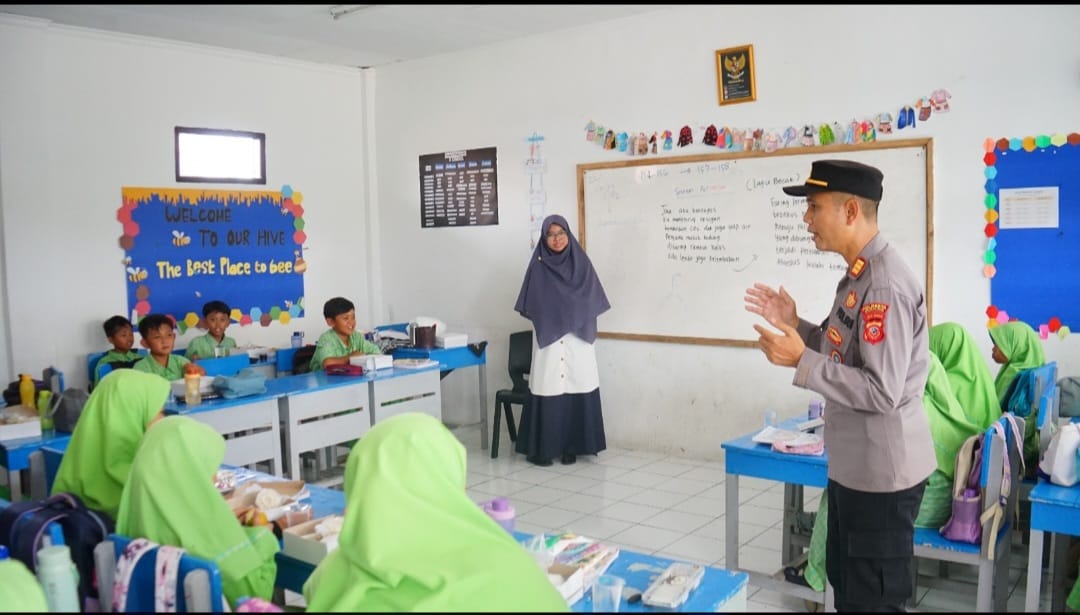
418, 147, 499, 228
118, 186, 307, 332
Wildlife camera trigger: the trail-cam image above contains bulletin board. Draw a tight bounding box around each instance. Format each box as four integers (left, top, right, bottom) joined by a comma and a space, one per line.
118, 186, 307, 332
578, 139, 933, 347
985, 134, 1080, 334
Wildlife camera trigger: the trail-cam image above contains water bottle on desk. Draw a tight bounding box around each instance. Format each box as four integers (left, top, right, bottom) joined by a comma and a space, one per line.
808, 399, 825, 435
763, 408, 778, 429
482, 497, 516, 534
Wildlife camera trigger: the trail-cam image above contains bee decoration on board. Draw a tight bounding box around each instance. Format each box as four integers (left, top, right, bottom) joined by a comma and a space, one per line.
171, 230, 191, 247
126, 266, 148, 282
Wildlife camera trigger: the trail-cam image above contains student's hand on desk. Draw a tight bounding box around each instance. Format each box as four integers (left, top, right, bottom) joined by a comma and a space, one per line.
754, 318, 805, 367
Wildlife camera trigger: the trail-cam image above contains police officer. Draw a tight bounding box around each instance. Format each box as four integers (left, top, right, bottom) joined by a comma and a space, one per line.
744, 159, 935, 612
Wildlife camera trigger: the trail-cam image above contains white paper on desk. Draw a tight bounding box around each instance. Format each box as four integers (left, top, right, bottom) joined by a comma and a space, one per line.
752, 426, 821, 447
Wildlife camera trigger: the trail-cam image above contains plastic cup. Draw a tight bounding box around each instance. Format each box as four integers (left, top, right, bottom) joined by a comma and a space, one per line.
592, 574, 624, 613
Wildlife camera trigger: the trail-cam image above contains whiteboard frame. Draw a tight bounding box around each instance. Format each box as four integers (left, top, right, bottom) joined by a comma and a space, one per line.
576, 138, 935, 347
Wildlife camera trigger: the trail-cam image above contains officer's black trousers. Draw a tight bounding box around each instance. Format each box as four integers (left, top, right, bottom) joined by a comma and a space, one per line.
826, 478, 927, 612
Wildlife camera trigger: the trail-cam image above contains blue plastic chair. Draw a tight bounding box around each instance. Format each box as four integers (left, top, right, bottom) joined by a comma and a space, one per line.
196, 354, 251, 378
95, 533, 224, 613
912, 415, 1025, 611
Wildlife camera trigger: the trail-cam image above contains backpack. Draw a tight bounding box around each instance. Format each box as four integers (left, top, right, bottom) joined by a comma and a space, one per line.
47, 387, 91, 433
1059, 377, 1080, 418
0, 492, 113, 608
939, 415, 1024, 559
291, 344, 317, 375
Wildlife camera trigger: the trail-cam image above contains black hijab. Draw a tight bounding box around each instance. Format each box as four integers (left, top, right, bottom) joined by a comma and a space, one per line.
514, 214, 610, 348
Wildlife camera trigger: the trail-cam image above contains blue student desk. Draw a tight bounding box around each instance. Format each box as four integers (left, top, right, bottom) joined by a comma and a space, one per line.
721, 416, 831, 608
1025, 478, 1080, 611
379, 323, 489, 451
166, 366, 441, 481
0, 429, 72, 502
166, 383, 288, 475
509, 532, 749, 613
269, 476, 749, 611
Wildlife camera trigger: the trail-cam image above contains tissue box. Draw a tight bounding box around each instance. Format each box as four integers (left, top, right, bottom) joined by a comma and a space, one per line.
548, 562, 587, 605
282, 516, 340, 565
435, 332, 467, 348
0, 404, 42, 441
371, 354, 394, 370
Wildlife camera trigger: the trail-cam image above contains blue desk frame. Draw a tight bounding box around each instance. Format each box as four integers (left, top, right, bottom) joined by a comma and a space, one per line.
272, 479, 748, 611
721, 417, 832, 608
391, 344, 488, 451
1, 430, 72, 502
1025, 479, 1079, 611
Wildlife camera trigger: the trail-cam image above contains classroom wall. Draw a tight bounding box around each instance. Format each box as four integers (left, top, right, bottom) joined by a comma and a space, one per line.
372, 4, 1080, 457
2, 7, 1077, 460
0, 16, 374, 389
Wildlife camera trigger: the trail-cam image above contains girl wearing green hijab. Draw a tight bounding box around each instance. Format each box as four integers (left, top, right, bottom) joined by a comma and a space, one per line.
796, 353, 983, 593
51, 369, 169, 521
928, 322, 1000, 430
116, 416, 279, 609
0, 558, 48, 612
303, 412, 568, 612
988, 320, 1046, 403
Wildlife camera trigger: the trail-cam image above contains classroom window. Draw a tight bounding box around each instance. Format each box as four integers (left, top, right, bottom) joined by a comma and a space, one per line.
174, 126, 266, 184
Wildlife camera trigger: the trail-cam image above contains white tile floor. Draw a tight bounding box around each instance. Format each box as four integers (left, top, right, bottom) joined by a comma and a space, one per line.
286, 429, 1059, 612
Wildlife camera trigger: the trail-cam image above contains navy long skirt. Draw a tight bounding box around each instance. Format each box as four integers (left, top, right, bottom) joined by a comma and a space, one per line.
514, 388, 606, 461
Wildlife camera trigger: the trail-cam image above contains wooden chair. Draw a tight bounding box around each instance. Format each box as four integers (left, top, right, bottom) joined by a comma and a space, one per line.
196, 354, 251, 378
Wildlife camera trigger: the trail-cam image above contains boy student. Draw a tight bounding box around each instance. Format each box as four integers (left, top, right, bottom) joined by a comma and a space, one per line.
133, 313, 206, 381
94, 315, 143, 387
186, 300, 238, 360
310, 296, 381, 372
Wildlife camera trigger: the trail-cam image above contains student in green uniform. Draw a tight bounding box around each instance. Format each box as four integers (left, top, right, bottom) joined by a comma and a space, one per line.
132, 314, 204, 381
51, 370, 168, 521
185, 300, 238, 359
928, 322, 1000, 430
117, 416, 278, 609
302, 412, 568, 612
309, 296, 380, 372
0, 557, 48, 612
93, 315, 144, 387
988, 320, 1046, 403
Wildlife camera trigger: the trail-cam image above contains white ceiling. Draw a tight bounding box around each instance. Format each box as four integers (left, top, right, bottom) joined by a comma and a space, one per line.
0, 4, 670, 68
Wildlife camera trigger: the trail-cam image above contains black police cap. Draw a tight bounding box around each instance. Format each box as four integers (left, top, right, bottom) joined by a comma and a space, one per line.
782, 160, 884, 201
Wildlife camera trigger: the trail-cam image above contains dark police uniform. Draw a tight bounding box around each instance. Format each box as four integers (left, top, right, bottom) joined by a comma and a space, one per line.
784, 161, 935, 611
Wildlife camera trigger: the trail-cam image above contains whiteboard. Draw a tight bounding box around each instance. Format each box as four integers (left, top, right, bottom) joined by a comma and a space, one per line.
577, 139, 933, 347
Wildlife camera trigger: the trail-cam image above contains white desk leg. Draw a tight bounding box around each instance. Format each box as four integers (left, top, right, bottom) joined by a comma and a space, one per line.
726, 473, 739, 569
28, 451, 46, 501
1026, 528, 1043, 612
7, 468, 22, 502
479, 363, 488, 450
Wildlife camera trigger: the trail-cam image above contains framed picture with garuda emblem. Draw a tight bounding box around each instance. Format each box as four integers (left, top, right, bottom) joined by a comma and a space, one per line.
716, 44, 756, 106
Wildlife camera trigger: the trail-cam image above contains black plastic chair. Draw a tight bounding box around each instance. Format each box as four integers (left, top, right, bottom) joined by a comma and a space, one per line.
491, 331, 532, 458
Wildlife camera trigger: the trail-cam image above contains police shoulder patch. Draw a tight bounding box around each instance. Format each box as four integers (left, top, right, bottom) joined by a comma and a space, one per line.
849, 257, 867, 279
860, 302, 889, 345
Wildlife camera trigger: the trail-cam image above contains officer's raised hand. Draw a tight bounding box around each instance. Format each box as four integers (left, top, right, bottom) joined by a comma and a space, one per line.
753, 318, 806, 367
744, 283, 798, 329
